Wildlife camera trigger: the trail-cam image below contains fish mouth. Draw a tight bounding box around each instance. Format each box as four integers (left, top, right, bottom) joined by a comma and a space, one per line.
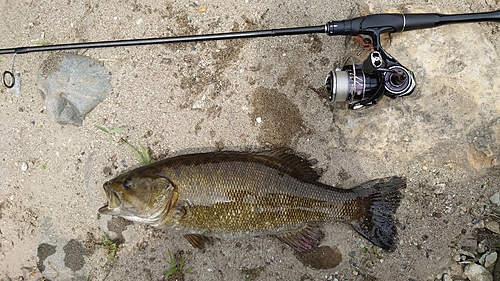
99, 183, 122, 215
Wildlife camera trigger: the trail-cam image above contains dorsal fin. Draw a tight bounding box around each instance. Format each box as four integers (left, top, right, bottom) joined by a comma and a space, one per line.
256, 148, 321, 183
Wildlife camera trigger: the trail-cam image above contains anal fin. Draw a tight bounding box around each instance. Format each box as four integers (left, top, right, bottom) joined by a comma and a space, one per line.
184, 234, 212, 250
273, 223, 324, 252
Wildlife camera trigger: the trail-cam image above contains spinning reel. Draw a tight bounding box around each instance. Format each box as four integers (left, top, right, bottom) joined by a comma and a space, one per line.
1, 9, 499, 109
326, 49, 415, 109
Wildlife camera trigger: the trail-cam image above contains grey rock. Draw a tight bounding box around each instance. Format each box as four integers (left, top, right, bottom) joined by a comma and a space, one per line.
37, 217, 94, 281
490, 192, 500, 206
464, 263, 493, 281
483, 252, 497, 268
37, 53, 111, 127
477, 240, 488, 254
441, 273, 452, 281
459, 249, 476, 259
486, 221, 500, 234
494, 252, 500, 281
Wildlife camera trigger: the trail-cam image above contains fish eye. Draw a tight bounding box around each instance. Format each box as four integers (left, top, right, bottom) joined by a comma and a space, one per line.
123, 179, 132, 189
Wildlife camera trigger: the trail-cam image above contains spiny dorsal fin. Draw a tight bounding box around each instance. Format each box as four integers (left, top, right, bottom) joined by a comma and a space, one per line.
256, 148, 321, 183
184, 234, 212, 250
273, 223, 324, 252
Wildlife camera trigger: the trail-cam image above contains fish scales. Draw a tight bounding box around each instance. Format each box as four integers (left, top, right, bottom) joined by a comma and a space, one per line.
156, 153, 359, 233
99, 149, 405, 251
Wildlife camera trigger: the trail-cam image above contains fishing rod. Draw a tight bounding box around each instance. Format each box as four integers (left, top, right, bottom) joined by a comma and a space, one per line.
2, 10, 500, 109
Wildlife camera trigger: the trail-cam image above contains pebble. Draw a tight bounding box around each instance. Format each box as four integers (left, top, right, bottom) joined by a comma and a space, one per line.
464, 263, 493, 281
485, 221, 500, 234
473, 220, 485, 229
489, 192, 500, 206
477, 240, 488, 254
21, 162, 28, 171
442, 273, 452, 281
483, 252, 497, 268
434, 183, 446, 194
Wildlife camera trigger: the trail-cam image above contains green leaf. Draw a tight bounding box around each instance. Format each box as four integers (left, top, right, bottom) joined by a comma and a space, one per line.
121, 138, 146, 164
164, 267, 177, 277
109, 127, 125, 134
140, 144, 151, 165
168, 250, 175, 266
95, 125, 110, 134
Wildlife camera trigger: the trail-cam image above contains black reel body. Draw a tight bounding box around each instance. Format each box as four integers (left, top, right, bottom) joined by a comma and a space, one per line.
325, 49, 416, 109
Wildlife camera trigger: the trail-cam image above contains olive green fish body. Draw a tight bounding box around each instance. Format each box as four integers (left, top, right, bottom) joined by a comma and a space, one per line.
99, 149, 404, 251
158, 155, 360, 236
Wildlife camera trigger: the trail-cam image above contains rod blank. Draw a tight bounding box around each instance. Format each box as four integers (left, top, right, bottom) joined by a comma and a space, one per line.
0, 26, 326, 55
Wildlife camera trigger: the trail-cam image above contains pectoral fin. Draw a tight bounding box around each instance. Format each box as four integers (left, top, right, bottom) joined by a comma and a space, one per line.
273, 223, 324, 252
184, 234, 212, 250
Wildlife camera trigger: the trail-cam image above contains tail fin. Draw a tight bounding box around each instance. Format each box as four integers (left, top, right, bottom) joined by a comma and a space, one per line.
351, 177, 405, 251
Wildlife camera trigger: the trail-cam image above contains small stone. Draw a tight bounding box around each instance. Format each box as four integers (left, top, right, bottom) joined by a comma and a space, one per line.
477, 240, 488, 254
483, 252, 497, 268
464, 263, 493, 281
449, 262, 464, 276
256, 117, 262, 123
459, 249, 476, 259
442, 273, 452, 281
434, 183, 446, 194
473, 220, 485, 229
20, 162, 28, 171
489, 192, 500, 206
485, 221, 500, 234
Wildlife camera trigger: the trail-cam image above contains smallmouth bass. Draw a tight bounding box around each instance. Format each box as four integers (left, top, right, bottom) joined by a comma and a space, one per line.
99, 148, 405, 251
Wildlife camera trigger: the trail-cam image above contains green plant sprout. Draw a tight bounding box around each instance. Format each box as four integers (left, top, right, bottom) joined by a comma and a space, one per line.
95, 125, 151, 165
95, 125, 125, 135
164, 250, 192, 277
100, 232, 117, 261
120, 138, 151, 165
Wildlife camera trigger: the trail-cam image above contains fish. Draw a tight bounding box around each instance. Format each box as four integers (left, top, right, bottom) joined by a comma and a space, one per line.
98, 148, 405, 252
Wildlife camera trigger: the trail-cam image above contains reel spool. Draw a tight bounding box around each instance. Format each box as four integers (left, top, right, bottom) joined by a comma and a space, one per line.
325, 51, 415, 109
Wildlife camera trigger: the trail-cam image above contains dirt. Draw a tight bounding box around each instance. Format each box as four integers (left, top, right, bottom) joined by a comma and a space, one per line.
1, 0, 500, 281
